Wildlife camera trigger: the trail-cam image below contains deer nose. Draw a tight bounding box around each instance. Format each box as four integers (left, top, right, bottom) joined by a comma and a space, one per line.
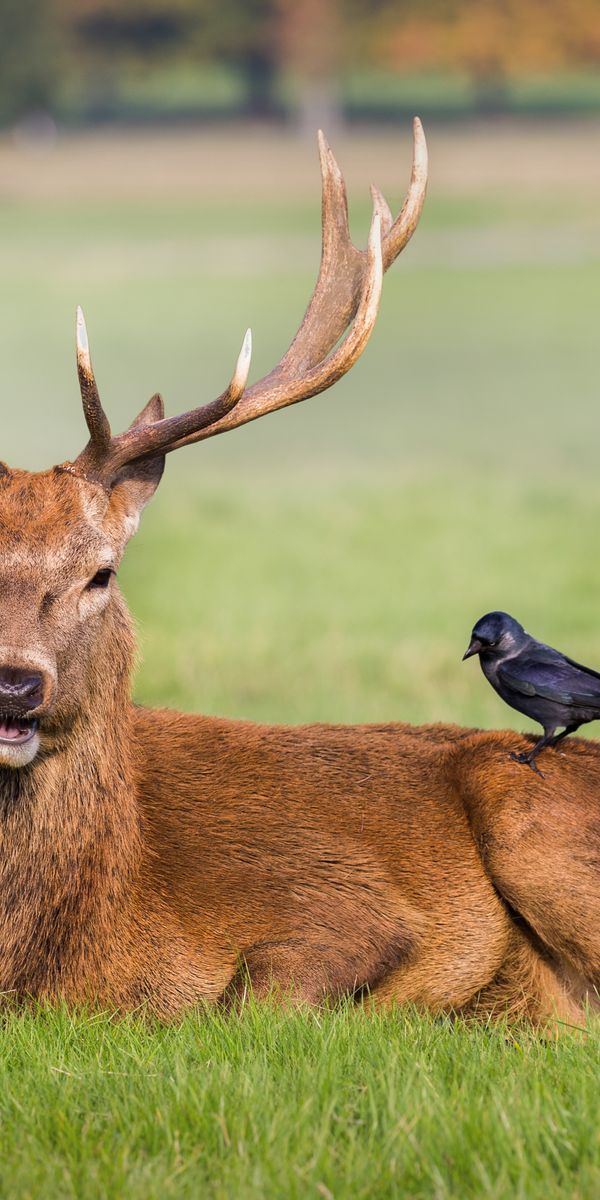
0, 667, 45, 712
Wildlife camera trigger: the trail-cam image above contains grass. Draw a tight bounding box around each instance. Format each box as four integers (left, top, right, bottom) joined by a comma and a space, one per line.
125, 472, 600, 728
2, 1003, 600, 1200
0, 122, 600, 1196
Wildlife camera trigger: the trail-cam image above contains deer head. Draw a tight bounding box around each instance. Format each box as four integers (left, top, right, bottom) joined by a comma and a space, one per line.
0, 121, 427, 768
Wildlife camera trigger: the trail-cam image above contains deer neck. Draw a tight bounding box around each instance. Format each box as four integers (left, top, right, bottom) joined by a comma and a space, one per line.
0, 598, 141, 996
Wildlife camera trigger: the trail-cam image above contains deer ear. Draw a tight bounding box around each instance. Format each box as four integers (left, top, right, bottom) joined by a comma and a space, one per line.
108, 393, 166, 538
129, 392, 165, 429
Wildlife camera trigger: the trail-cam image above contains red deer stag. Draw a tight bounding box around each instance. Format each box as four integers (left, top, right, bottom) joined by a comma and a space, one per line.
0, 120, 597, 1027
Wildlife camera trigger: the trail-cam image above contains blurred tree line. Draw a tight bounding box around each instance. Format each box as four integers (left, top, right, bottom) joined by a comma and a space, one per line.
1, 0, 600, 126
369, 0, 600, 110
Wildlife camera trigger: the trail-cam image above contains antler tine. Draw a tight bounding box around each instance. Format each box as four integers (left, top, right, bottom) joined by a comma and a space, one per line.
276, 127, 362, 375
257, 205, 382, 410
380, 116, 428, 271
80, 327, 252, 476
370, 185, 393, 239
279, 204, 382, 402
175, 119, 428, 447
317, 128, 353, 267
76, 307, 112, 452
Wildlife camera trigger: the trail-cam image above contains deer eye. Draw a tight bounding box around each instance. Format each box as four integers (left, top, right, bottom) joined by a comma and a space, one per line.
87, 568, 113, 590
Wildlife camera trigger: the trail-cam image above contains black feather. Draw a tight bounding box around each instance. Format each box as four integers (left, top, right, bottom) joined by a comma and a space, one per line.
463, 610, 600, 773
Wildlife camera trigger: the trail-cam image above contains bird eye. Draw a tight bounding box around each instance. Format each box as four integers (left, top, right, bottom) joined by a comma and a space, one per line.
87, 568, 113, 590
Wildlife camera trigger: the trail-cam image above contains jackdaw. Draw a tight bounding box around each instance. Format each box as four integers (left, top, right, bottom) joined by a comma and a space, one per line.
463, 610, 600, 774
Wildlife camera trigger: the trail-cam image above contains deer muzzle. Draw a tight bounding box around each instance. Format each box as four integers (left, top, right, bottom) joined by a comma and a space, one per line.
0, 667, 47, 753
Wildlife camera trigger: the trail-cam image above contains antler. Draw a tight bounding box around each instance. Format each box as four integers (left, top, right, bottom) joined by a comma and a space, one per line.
74, 308, 252, 480
72, 118, 427, 483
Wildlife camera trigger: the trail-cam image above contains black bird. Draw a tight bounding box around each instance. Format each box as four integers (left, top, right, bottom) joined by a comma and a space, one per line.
463, 611, 600, 774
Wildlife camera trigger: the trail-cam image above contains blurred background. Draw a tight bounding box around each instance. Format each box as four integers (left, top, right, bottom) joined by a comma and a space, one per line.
3, 0, 600, 129
1, 0, 600, 736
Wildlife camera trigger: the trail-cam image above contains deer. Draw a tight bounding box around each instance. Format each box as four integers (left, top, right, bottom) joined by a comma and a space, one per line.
0, 119, 598, 1029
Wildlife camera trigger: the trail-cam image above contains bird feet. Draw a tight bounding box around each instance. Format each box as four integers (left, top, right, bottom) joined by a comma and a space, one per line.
509, 751, 544, 778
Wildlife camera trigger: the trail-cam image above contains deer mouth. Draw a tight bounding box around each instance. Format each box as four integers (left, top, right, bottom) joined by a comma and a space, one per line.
0, 716, 39, 744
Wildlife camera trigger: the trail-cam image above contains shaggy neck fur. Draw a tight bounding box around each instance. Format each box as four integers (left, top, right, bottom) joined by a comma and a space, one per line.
0, 596, 141, 1000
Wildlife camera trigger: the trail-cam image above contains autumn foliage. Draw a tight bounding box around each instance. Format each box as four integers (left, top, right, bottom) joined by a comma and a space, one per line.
1, 0, 600, 124
373, 0, 600, 81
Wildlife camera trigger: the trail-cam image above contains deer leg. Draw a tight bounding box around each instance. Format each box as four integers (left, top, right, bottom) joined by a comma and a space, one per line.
222, 936, 413, 1009
461, 733, 600, 996
370, 903, 512, 1015
465, 925, 590, 1034
222, 943, 333, 1008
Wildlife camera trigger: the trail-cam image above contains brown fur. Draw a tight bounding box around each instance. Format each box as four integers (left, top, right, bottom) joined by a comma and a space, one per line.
0, 464, 596, 1027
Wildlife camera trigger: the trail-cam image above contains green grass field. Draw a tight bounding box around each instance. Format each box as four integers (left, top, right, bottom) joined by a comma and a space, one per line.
2, 1004, 600, 1199
0, 120, 600, 1197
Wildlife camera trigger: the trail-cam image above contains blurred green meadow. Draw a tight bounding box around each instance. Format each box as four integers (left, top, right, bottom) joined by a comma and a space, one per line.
2, 121, 599, 731
1, 120, 600, 1197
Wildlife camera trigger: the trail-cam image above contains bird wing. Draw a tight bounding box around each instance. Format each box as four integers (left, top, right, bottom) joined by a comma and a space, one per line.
524, 638, 600, 683
498, 653, 600, 707
561, 651, 600, 684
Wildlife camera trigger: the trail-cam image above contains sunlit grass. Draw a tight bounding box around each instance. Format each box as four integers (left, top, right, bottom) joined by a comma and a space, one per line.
1, 1003, 599, 1200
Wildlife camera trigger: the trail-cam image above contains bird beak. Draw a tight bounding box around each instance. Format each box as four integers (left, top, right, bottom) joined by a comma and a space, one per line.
462, 638, 482, 661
